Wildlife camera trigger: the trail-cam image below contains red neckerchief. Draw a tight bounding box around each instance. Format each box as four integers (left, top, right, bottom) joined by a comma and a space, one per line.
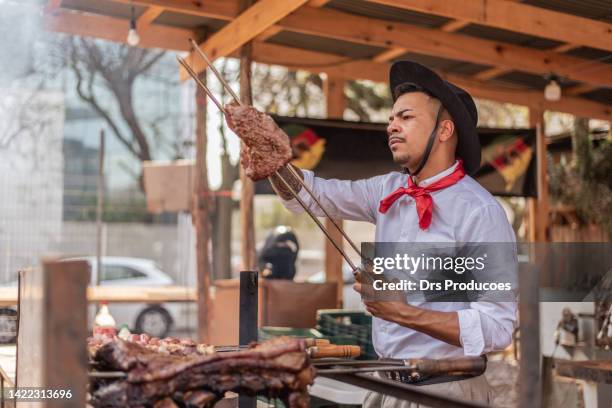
378, 161, 466, 230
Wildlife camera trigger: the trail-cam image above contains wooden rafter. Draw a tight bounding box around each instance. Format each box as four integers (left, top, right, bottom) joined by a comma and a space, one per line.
43, 4, 611, 120
104, 0, 612, 88
365, 0, 612, 52
564, 84, 598, 97
475, 42, 586, 82
43, 7, 193, 51
183, 0, 309, 77
277, 6, 612, 88
250, 42, 612, 121
137, 6, 164, 27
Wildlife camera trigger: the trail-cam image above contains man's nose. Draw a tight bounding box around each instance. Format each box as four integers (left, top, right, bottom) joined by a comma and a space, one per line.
387, 119, 400, 135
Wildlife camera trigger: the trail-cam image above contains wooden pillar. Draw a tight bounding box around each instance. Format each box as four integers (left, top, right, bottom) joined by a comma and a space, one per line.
324, 75, 346, 308
239, 0, 257, 271
193, 72, 212, 343
17, 260, 89, 408
528, 108, 549, 242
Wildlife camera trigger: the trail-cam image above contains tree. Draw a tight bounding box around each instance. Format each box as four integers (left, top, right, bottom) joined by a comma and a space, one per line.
67, 37, 172, 189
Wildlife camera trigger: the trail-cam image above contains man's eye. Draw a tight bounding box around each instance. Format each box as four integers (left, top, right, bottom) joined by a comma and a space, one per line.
402, 115, 412, 120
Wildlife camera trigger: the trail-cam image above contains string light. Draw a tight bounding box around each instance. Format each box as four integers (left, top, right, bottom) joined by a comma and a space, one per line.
126, 2, 140, 46
544, 74, 561, 101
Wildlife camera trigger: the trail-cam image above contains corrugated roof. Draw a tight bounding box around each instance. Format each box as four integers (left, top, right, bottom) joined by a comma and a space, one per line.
267, 31, 386, 59
325, 0, 451, 28
581, 88, 612, 105
61, 0, 142, 20
154, 11, 226, 31
496, 71, 580, 89
396, 52, 491, 76
457, 24, 562, 49
523, 0, 612, 23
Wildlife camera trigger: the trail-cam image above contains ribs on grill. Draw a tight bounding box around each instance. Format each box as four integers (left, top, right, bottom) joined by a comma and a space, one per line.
90, 336, 315, 408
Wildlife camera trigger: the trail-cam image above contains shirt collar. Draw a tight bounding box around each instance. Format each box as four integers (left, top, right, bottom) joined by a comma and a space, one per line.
414, 160, 459, 187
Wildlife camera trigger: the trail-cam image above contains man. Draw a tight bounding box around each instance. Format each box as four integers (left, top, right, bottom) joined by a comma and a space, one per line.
226, 61, 517, 405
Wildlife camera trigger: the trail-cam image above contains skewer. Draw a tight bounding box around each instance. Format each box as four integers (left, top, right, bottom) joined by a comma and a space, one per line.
317, 366, 418, 375
273, 170, 358, 271
89, 371, 127, 379
285, 164, 363, 258
183, 42, 361, 271
189, 38, 242, 105
176, 56, 225, 114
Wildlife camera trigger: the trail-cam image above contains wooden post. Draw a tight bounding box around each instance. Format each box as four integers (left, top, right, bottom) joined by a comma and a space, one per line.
518, 261, 542, 408
96, 129, 105, 287
239, 0, 257, 271
193, 71, 212, 343
323, 75, 346, 307
16, 260, 89, 408
528, 108, 549, 242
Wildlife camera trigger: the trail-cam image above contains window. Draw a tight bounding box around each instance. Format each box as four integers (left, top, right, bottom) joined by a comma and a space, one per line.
100, 265, 146, 281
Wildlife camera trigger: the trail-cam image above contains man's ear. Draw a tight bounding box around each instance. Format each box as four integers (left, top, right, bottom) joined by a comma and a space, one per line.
437, 119, 455, 142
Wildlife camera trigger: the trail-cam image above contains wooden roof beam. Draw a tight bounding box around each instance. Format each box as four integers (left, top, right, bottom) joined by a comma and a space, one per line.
43, 7, 193, 51
92, 1, 612, 88
137, 6, 164, 28
277, 6, 612, 88
251, 43, 611, 121
184, 0, 309, 78
475, 42, 585, 82
364, 0, 612, 52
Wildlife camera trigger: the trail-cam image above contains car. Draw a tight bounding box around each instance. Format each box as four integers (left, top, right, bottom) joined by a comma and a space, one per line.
0, 257, 193, 343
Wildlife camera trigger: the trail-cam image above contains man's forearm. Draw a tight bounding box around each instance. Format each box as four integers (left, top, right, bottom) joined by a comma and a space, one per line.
269, 164, 304, 201
397, 305, 461, 348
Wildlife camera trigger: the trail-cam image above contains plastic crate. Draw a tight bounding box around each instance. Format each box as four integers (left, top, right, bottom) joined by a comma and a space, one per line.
316, 310, 376, 359
258, 326, 326, 342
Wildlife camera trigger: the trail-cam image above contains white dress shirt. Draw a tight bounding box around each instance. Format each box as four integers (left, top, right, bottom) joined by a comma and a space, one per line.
282, 161, 518, 358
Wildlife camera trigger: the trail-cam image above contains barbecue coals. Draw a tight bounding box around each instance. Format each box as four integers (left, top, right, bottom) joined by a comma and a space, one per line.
90, 336, 315, 408
224, 102, 293, 181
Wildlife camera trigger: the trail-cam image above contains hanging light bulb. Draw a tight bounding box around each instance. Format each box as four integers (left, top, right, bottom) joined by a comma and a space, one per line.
126, 4, 140, 46
544, 75, 561, 101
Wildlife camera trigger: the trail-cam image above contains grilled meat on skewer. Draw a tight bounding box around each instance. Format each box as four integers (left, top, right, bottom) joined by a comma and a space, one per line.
224, 102, 293, 181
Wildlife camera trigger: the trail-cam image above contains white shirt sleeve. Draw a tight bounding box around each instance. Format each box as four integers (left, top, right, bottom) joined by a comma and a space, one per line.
456, 203, 518, 356
281, 169, 383, 223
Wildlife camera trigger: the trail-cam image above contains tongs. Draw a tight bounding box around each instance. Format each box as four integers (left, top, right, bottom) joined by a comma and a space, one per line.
177, 39, 364, 272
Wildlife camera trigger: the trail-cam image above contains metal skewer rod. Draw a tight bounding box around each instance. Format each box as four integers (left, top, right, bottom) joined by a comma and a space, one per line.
185, 42, 358, 270
317, 366, 418, 375
285, 164, 363, 258
273, 170, 358, 272
189, 38, 242, 105
176, 56, 226, 114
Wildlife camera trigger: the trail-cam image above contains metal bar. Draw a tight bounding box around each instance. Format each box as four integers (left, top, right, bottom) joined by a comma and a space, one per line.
286, 164, 363, 258
88, 371, 126, 379
239, 271, 258, 408
318, 365, 418, 375
185, 42, 358, 270
313, 359, 404, 367
320, 372, 488, 408
273, 170, 358, 271
176, 56, 226, 113
189, 38, 242, 105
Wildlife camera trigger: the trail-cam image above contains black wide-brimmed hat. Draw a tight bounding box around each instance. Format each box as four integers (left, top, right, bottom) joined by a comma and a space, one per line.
390, 61, 480, 175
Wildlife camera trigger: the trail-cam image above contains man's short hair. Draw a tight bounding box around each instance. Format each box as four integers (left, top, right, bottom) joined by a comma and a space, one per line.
393, 82, 434, 101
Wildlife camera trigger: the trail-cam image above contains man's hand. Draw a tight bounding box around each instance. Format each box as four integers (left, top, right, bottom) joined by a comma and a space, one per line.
353, 273, 462, 348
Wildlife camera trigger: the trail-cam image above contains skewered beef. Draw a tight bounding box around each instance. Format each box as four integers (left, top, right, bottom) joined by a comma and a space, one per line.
90, 337, 315, 408
224, 102, 293, 181
88, 334, 214, 359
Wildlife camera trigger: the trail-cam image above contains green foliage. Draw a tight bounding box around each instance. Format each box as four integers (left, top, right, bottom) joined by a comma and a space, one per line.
550, 137, 612, 235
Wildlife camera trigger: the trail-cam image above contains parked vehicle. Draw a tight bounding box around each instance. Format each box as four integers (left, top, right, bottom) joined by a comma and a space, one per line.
0, 257, 194, 343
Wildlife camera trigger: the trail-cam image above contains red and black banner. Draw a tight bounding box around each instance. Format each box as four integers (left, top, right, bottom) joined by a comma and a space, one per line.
255, 116, 537, 198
